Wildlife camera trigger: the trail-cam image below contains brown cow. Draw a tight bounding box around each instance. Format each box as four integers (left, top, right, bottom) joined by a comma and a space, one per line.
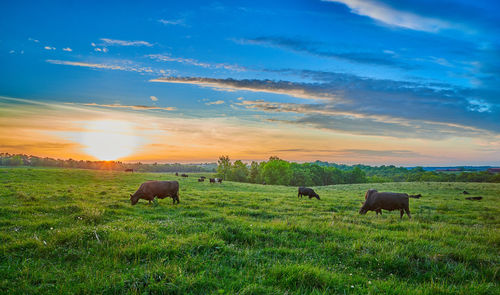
359, 189, 420, 219
130, 181, 179, 205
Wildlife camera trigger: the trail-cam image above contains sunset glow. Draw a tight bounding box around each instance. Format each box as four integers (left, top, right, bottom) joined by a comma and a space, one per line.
78, 121, 141, 161
0, 1, 498, 165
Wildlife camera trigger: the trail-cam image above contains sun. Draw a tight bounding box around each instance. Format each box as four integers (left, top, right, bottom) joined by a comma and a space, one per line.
80, 120, 141, 161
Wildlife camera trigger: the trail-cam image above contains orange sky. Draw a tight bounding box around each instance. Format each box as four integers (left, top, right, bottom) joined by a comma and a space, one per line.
1, 96, 499, 166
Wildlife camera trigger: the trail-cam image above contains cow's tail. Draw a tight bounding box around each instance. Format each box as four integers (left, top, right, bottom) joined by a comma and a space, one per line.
409, 194, 421, 199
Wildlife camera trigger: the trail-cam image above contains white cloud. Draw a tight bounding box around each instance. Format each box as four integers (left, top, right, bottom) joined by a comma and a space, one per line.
91, 42, 96, 47
323, 0, 451, 32
147, 54, 246, 71
158, 19, 185, 26
94, 47, 108, 53
100, 38, 153, 47
44, 46, 56, 50
9, 50, 15, 54
62, 47, 72, 52
205, 100, 225, 105
150, 96, 158, 101
28, 38, 39, 43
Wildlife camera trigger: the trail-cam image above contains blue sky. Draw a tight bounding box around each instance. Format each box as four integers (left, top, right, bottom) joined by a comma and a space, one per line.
0, 0, 499, 165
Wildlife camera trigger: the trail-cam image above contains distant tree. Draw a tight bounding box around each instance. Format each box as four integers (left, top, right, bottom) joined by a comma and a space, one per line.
216, 155, 231, 180
230, 160, 249, 182
249, 161, 261, 183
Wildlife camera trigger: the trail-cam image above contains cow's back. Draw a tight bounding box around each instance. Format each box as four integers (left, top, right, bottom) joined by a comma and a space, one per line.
142, 181, 178, 195
371, 192, 409, 209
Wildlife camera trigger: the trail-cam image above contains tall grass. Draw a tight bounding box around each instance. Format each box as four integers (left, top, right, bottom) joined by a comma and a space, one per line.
0, 167, 498, 294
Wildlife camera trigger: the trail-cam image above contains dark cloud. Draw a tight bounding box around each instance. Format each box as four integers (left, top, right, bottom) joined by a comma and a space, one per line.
239, 36, 413, 68
152, 74, 499, 138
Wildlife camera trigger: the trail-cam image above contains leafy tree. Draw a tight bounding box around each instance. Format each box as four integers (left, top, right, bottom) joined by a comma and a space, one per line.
216, 155, 231, 180
230, 160, 249, 182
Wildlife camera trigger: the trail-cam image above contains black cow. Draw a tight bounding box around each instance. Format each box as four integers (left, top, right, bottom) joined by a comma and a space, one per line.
217, 178, 223, 183
209, 178, 216, 183
359, 189, 420, 219
124, 169, 133, 173
175, 172, 178, 176
298, 187, 320, 200
181, 174, 188, 177
198, 178, 204, 182
130, 181, 180, 205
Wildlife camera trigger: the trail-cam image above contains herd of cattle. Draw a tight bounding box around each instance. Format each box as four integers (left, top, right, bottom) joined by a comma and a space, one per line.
128, 174, 443, 219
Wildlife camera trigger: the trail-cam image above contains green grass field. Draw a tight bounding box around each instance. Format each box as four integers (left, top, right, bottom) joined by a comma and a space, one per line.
0, 167, 499, 294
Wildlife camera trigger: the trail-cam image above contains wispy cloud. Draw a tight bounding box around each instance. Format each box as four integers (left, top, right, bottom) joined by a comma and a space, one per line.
147, 54, 246, 71
238, 36, 408, 68
94, 47, 108, 53
323, 0, 452, 32
62, 47, 72, 52
44, 46, 56, 50
100, 38, 153, 47
150, 76, 339, 100
83, 103, 175, 111
158, 18, 185, 26
46, 59, 171, 75
151, 74, 499, 138
150, 96, 158, 101
205, 100, 225, 105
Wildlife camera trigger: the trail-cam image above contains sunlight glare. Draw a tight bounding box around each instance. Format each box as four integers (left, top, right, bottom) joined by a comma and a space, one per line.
81, 120, 141, 160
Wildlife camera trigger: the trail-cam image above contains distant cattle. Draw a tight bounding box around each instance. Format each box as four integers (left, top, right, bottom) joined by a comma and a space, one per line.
198, 178, 204, 182
210, 178, 215, 183
200, 176, 206, 179
465, 196, 482, 201
130, 181, 179, 205
181, 174, 188, 177
359, 189, 420, 219
175, 172, 178, 176
217, 178, 223, 183
262, 181, 266, 185
124, 169, 133, 173
463, 190, 470, 195
298, 187, 320, 200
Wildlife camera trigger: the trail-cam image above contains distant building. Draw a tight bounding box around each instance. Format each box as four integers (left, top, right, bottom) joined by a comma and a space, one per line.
487, 168, 500, 174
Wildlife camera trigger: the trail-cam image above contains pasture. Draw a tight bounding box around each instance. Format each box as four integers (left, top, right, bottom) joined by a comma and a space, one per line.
0, 167, 499, 294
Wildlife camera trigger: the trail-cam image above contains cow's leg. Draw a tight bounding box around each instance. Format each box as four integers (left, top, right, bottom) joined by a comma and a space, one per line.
298, 193, 301, 198
400, 209, 404, 219
405, 208, 411, 219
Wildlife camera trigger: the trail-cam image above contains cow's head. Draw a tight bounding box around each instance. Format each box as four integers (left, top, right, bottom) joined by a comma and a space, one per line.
365, 189, 377, 200
130, 193, 139, 205
314, 193, 320, 200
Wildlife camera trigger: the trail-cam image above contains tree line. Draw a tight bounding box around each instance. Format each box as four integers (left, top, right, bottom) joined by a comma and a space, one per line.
216, 156, 500, 185
0, 153, 215, 172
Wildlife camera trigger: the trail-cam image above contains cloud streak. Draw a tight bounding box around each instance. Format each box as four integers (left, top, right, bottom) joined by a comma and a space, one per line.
147, 54, 246, 71
238, 37, 409, 68
46, 59, 172, 75
100, 38, 153, 47
83, 103, 175, 111
323, 0, 452, 32
150, 76, 340, 100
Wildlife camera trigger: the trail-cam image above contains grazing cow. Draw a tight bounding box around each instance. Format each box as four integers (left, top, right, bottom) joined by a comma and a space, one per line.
198, 178, 204, 182
298, 187, 320, 200
175, 172, 178, 176
124, 169, 134, 173
359, 189, 420, 219
200, 176, 206, 179
463, 190, 470, 195
262, 181, 266, 185
210, 178, 216, 183
465, 196, 482, 201
181, 174, 188, 177
217, 178, 223, 183
130, 181, 179, 205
